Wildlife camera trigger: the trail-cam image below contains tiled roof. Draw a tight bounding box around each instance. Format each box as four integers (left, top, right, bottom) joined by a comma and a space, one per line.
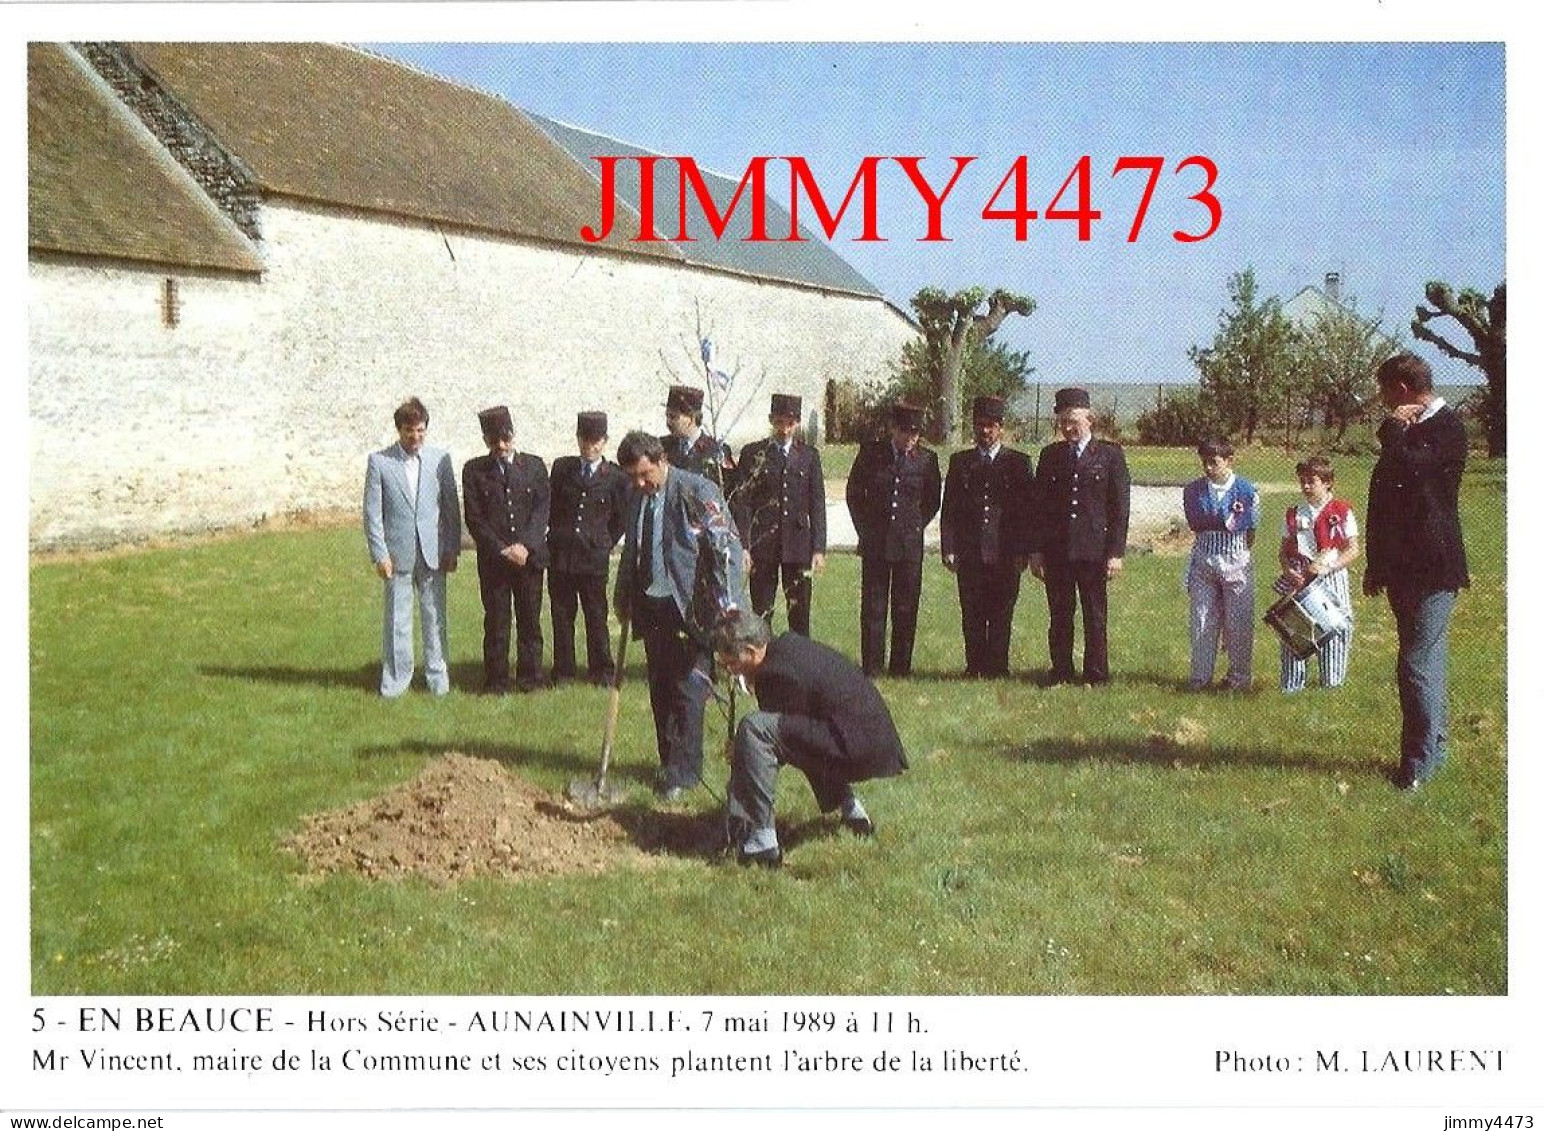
28, 43, 262, 273
125, 42, 680, 261
528, 113, 885, 298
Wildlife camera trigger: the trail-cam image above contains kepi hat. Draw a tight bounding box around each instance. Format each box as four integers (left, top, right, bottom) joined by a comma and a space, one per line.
769, 393, 802, 418
890, 402, 925, 431
665, 385, 705, 415
477, 405, 514, 440
1053, 387, 1091, 414
576, 411, 608, 440
972, 395, 1007, 423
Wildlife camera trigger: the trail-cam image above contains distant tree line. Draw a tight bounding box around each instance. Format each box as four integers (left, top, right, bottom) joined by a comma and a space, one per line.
1137, 268, 1505, 456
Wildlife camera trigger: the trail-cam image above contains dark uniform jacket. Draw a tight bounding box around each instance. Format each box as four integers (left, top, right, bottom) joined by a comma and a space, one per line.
1364, 406, 1470, 593
1031, 438, 1130, 562
462, 452, 550, 569
660, 430, 732, 493
845, 440, 943, 562
547, 455, 628, 575
941, 446, 1036, 565
753, 632, 907, 781
731, 437, 827, 565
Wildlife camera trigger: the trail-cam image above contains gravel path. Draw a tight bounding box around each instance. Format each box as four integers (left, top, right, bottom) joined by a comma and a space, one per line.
821, 481, 1184, 551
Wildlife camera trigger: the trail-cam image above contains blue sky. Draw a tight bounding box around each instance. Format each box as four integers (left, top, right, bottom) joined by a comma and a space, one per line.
370, 41, 1504, 389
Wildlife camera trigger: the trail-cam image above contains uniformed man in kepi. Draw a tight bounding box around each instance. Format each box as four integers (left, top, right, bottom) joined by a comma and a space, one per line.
546, 411, 628, 687
731, 393, 827, 636
462, 406, 551, 693
661, 384, 733, 492
941, 395, 1036, 678
1029, 387, 1130, 685
845, 402, 943, 677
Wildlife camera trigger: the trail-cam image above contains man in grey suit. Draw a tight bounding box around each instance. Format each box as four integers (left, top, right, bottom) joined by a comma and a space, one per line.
363, 396, 462, 697
614, 430, 747, 801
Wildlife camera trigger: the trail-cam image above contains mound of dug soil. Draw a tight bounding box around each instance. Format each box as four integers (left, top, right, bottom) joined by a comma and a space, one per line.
284, 753, 658, 884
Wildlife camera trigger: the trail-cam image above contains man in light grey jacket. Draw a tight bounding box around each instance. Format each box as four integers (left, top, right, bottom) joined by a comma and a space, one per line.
363, 397, 462, 697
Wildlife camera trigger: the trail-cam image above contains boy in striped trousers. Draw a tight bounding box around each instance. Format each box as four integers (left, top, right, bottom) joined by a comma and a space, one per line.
1276, 455, 1360, 691
1183, 437, 1260, 690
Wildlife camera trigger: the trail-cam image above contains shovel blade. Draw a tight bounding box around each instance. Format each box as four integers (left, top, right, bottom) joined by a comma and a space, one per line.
565, 776, 623, 809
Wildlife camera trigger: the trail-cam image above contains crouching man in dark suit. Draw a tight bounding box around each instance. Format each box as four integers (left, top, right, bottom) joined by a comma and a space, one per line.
711, 610, 908, 868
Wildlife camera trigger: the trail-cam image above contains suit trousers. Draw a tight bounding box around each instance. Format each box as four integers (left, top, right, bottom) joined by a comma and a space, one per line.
1043, 558, 1110, 683
859, 555, 923, 676
955, 562, 1022, 677
1387, 585, 1457, 787
380, 555, 449, 697
476, 556, 544, 691
637, 595, 711, 789
750, 559, 814, 637
726, 710, 855, 845
549, 569, 615, 684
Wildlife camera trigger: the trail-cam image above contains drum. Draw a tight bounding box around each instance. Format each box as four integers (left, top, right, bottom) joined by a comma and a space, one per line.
1263, 573, 1351, 660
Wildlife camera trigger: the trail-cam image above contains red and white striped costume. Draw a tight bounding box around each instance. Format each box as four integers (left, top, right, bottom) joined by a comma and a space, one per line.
1279, 496, 1358, 691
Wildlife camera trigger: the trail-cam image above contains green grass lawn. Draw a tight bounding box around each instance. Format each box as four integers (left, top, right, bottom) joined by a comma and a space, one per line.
29, 449, 1505, 995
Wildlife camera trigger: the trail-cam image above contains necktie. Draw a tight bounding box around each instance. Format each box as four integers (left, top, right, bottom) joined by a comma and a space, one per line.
637, 495, 655, 589
582, 461, 593, 482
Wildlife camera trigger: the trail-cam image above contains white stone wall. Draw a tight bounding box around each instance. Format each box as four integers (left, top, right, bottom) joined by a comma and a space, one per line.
28, 259, 276, 548
28, 199, 916, 549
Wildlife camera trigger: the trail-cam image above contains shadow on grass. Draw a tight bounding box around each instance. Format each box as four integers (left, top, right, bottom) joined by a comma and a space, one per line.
874, 667, 1198, 691
534, 800, 845, 865
202, 662, 386, 691
1008, 734, 1377, 777
201, 660, 651, 695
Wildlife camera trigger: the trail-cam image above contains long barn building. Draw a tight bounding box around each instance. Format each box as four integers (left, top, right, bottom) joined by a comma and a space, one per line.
28, 42, 916, 550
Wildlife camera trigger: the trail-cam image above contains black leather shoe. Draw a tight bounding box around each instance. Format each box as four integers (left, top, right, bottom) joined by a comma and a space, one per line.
737, 846, 783, 869
842, 814, 875, 837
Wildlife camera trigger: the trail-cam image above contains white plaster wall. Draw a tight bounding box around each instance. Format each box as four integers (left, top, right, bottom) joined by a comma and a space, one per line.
28, 260, 274, 547
29, 201, 917, 549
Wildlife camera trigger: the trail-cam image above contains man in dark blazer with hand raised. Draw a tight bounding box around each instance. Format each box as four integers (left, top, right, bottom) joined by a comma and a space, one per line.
1363, 352, 1470, 792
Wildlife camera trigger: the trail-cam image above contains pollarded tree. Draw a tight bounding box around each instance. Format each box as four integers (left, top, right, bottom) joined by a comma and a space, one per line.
892, 334, 1035, 438
1188, 268, 1299, 444
1411, 281, 1506, 456
909, 286, 1035, 442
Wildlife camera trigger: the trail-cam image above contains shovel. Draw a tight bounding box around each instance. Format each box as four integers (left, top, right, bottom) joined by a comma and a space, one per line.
565, 618, 631, 809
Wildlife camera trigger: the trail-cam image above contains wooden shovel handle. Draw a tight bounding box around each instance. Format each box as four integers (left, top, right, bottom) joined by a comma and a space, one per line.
596, 619, 630, 781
